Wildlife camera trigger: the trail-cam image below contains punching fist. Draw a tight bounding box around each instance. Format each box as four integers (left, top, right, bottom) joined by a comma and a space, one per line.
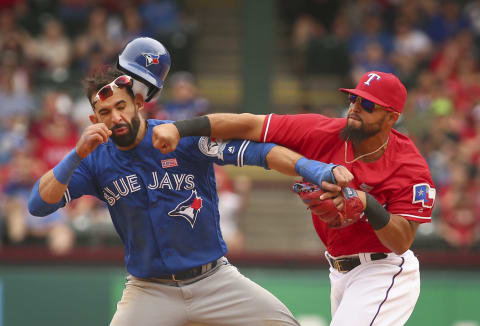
76, 123, 112, 158
152, 123, 180, 154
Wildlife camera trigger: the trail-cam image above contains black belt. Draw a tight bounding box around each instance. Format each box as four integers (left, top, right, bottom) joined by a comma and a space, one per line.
327, 253, 388, 273
156, 259, 219, 281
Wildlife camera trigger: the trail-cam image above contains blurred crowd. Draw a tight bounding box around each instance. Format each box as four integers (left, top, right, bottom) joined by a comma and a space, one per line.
279, 0, 480, 250
1, 0, 480, 254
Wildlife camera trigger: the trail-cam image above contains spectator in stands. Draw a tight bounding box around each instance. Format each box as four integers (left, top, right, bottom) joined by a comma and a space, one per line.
0, 53, 34, 122
57, 0, 93, 36
157, 71, 209, 121
436, 164, 480, 250
464, 0, 480, 40
139, 0, 195, 72
120, 4, 151, 43
348, 13, 393, 65
0, 8, 26, 49
2, 149, 74, 255
351, 41, 396, 83
73, 7, 119, 74
214, 165, 251, 252
446, 52, 480, 113
304, 10, 351, 77
390, 16, 432, 84
421, 0, 470, 45
28, 92, 78, 171
343, 0, 386, 33
25, 18, 72, 83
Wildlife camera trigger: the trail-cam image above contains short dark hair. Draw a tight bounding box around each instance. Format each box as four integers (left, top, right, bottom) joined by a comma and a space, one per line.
83, 65, 135, 105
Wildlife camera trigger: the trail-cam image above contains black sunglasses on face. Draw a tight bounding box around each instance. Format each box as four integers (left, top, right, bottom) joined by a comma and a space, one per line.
348, 94, 398, 114
348, 94, 378, 113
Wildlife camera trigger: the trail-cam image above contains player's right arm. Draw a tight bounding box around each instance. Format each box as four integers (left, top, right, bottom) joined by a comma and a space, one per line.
153, 114, 265, 153
28, 123, 111, 216
207, 113, 265, 141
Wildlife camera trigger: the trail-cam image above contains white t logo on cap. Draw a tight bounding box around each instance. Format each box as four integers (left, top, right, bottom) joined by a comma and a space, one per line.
364, 73, 381, 86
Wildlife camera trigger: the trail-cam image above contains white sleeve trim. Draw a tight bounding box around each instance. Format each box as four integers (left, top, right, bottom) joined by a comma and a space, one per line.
64, 188, 71, 203
237, 140, 250, 167
262, 114, 273, 143
396, 213, 431, 220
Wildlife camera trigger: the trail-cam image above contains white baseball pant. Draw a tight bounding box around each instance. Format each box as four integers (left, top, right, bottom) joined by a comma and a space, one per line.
327, 250, 420, 326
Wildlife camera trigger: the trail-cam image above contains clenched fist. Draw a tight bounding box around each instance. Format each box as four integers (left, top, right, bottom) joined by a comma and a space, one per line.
332, 165, 354, 188
76, 123, 112, 158
152, 123, 180, 154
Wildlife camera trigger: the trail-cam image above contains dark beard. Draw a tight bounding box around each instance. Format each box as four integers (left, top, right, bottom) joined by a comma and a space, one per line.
340, 120, 381, 144
110, 114, 141, 147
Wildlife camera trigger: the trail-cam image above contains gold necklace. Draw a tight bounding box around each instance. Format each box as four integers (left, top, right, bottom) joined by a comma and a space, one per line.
344, 137, 389, 164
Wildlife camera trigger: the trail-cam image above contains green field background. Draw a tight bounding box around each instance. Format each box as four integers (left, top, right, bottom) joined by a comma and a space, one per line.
0, 266, 478, 326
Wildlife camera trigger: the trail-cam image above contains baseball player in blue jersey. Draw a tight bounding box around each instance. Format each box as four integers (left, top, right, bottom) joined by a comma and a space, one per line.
28, 38, 353, 326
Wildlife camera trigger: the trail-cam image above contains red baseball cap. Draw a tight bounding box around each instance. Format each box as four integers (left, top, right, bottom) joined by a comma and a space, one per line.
339, 71, 407, 113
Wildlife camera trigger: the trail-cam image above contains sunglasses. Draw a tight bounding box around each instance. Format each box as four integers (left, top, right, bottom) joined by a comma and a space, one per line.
349, 94, 395, 113
93, 75, 133, 105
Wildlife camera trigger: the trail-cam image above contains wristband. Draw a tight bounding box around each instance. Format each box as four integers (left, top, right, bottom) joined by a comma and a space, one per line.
365, 193, 391, 230
173, 116, 211, 137
52, 148, 82, 185
295, 157, 336, 185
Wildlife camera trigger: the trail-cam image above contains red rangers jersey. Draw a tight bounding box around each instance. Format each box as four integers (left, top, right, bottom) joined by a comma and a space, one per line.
261, 114, 436, 256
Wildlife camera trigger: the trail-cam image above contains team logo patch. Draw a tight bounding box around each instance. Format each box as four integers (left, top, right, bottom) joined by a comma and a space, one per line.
168, 190, 203, 228
412, 183, 436, 208
198, 137, 227, 161
161, 158, 178, 168
143, 53, 160, 67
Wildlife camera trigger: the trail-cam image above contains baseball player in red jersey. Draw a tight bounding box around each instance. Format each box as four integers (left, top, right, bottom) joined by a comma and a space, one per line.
153, 71, 436, 325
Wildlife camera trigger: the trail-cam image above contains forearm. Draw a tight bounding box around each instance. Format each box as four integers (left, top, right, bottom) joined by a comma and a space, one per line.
38, 170, 69, 204
374, 215, 417, 254
266, 146, 338, 186
28, 174, 67, 217
244, 143, 338, 188
266, 146, 303, 176
28, 148, 82, 216
357, 191, 417, 254
207, 113, 266, 141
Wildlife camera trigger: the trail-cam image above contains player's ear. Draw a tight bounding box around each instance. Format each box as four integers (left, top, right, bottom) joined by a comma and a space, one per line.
134, 93, 144, 112
89, 114, 98, 124
388, 111, 400, 124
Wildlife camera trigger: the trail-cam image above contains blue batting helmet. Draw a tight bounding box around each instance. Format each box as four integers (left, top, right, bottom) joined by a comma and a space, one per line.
117, 37, 171, 102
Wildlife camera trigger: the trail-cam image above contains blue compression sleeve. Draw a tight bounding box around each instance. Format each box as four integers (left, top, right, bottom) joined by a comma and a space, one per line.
242, 142, 276, 169
28, 180, 65, 217
295, 157, 337, 185
53, 148, 82, 184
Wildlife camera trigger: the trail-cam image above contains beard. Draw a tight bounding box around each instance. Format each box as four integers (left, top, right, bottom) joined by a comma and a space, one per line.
110, 114, 141, 147
340, 117, 383, 144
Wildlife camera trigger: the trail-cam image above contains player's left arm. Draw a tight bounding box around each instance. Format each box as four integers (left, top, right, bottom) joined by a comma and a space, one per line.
321, 181, 430, 255
373, 216, 420, 254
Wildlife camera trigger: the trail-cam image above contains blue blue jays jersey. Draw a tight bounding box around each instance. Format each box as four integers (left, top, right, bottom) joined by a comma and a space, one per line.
58, 119, 271, 278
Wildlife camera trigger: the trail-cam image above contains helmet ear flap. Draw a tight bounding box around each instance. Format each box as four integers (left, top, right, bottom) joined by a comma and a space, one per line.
131, 79, 149, 101
145, 87, 161, 102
